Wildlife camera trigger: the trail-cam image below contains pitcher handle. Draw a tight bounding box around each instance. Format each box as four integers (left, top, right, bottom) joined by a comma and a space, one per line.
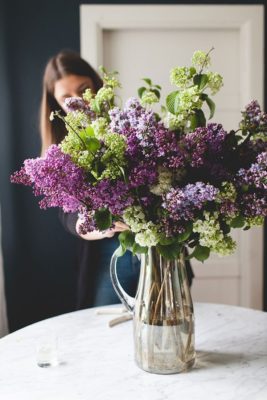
110, 247, 135, 313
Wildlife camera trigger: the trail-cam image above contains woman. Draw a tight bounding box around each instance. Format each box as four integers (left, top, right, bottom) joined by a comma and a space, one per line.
40, 50, 140, 309
40, 50, 193, 309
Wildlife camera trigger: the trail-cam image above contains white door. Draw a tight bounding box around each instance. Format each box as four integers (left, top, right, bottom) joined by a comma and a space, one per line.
80, 5, 264, 309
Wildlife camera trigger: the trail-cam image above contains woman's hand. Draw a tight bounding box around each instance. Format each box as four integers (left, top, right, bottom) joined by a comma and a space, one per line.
76, 220, 129, 241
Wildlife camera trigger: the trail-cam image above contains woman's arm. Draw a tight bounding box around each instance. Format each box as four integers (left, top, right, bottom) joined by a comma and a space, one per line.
59, 210, 128, 240
76, 220, 129, 240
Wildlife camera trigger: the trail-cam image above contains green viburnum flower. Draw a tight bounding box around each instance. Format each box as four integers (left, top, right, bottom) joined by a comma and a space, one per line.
99, 67, 121, 89
141, 90, 159, 106
193, 211, 236, 256
102, 132, 126, 163
245, 216, 264, 228
82, 88, 94, 102
60, 113, 98, 169
90, 87, 115, 113
191, 50, 211, 69
135, 223, 160, 247
60, 135, 95, 170
170, 66, 190, 88
91, 117, 108, 139
216, 182, 238, 218
214, 236, 237, 256
64, 111, 90, 134
123, 206, 160, 247
207, 72, 223, 95
178, 86, 202, 112
150, 168, 172, 196
123, 206, 147, 233
252, 133, 267, 142
104, 76, 121, 89
99, 132, 126, 180
216, 182, 237, 203
164, 112, 184, 130
95, 87, 114, 103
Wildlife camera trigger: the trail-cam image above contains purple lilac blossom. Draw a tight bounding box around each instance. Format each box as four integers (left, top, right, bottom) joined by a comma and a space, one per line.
242, 100, 267, 128
77, 207, 97, 234
237, 151, 267, 190
219, 200, 238, 217
109, 98, 185, 170
11, 145, 90, 213
184, 124, 227, 167
238, 139, 267, 168
64, 97, 96, 119
163, 182, 219, 221
90, 180, 133, 215
160, 215, 187, 237
128, 161, 157, 188
240, 193, 267, 217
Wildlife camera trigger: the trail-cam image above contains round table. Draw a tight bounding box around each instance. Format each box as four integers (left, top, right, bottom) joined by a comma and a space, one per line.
0, 303, 266, 400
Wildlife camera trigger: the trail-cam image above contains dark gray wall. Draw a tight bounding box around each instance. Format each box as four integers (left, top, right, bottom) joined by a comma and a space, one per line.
1, 0, 266, 331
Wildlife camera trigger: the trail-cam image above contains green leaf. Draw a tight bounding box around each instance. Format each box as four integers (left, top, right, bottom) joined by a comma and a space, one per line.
118, 230, 135, 249
189, 67, 196, 77
194, 109, 206, 127
193, 74, 209, 90
157, 242, 182, 260
230, 215, 245, 229
151, 89, 161, 99
206, 96, 216, 119
161, 105, 167, 114
116, 245, 126, 257
132, 242, 148, 255
159, 236, 176, 245
189, 113, 198, 131
241, 184, 249, 193
86, 137, 101, 152
118, 166, 128, 183
99, 65, 108, 74
83, 126, 95, 137
142, 78, 152, 86
94, 208, 112, 231
154, 84, 162, 90
177, 222, 193, 243
221, 222, 231, 235
94, 100, 101, 114
190, 245, 210, 262
138, 86, 146, 99
200, 93, 208, 101
166, 90, 179, 114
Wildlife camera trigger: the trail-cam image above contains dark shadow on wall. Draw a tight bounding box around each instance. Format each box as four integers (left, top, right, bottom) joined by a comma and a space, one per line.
0, 0, 266, 332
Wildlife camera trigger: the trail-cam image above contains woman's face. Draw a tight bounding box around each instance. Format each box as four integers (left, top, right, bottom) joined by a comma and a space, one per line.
54, 74, 94, 112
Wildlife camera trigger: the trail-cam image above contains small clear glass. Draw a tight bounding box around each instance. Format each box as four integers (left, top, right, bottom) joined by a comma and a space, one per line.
36, 332, 58, 368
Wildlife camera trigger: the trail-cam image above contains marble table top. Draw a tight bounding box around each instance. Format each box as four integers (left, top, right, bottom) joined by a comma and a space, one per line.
0, 303, 266, 400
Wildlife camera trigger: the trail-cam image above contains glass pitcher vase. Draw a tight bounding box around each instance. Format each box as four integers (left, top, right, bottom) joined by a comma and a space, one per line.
110, 246, 195, 374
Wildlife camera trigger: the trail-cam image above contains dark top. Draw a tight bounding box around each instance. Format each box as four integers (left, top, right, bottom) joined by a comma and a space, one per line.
59, 211, 194, 310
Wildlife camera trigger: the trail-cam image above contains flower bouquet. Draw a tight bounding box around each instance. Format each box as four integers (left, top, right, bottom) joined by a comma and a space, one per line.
12, 50, 267, 374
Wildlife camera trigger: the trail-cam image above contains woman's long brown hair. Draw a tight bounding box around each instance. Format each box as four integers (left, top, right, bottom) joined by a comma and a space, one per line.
40, 50, 102, 155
